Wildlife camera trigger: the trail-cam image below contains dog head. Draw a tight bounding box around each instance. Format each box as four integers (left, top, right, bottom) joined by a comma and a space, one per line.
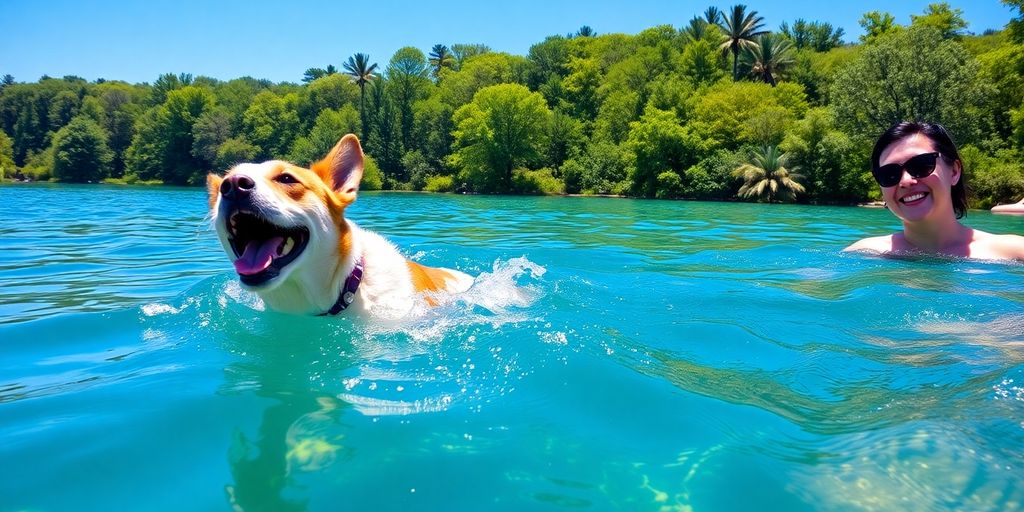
207, 134, 364, 300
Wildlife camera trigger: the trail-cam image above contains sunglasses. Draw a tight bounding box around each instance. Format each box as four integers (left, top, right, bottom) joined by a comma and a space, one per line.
872, 152, 941, 187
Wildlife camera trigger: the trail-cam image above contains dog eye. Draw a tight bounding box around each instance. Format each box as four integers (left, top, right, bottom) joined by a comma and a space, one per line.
275, 173, 299, 184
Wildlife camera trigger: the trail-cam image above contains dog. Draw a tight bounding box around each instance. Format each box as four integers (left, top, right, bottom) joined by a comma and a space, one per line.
206, 134, 474, 317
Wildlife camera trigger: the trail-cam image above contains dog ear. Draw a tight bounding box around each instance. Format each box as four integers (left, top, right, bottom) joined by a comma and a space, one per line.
206, 173, 223, 210
314, 134, 364, 204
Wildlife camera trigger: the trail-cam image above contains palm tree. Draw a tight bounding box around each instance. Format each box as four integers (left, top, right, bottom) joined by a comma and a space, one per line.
343, 53, 378, 139
732, 145, 805, 203
428, 44, 454, 81
575, 25, 596, 37
704, 6, 722, 25
718, 4, 768, 81
683, 16, 709, 42
744, 33, 795, 86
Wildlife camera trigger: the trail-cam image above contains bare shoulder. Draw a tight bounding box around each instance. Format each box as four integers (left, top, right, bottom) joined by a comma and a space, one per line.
844, 235, 895, 254
972, 231, 1024, 261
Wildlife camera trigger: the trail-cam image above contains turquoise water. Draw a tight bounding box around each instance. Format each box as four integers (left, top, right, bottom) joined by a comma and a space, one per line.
2, 183, 1023, 511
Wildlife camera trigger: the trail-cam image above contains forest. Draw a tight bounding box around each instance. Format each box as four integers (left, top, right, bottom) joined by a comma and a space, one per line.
2, 2, 1024, 207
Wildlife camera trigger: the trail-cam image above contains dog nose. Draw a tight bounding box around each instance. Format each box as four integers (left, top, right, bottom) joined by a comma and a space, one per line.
220, 175, 255, 200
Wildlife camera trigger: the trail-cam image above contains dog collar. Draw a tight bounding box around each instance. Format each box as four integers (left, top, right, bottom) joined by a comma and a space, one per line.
321, 258, 364, 316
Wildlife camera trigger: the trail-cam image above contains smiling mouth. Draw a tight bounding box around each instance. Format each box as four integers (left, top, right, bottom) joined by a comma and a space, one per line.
226, 210, 309, 286
900, 192, 929, 204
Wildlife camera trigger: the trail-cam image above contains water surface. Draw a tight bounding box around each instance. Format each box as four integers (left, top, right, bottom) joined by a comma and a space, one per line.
1, 184, 1022, 511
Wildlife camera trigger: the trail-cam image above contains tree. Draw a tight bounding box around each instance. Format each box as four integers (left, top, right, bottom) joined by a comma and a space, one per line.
125, 85, 215, 184
0, 129, 15, 179
191, 108, 233, 169
302, 68, 327, 83
911, 2, 968, 39
242, 91, 300, 160
683, 17, 710, 42
342, 53, 379, 139
451, 43, 491, 70
744, 33, 795, 86
831, 26, 992, 144
732, 145, 804, 202
626, 107, 706, 198
575, 26, 596, 38
704, 6, 722, 25
288, 106, 360, 165
780, 107, 870, 203
451, 83, 551, 193
780, 19, 845, 51
859, 11, 899, 43
385, 47, 431, 152
52, 116, 113, 182
438, 52, 530, 107
428, 44, 455, 81
214, 137, 259, 172
1007, 0, 1024, 43
718, 4, 768, 81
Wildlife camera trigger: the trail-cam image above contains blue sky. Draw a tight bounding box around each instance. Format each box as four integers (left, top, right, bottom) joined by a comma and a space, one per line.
1, 0, 1016, 84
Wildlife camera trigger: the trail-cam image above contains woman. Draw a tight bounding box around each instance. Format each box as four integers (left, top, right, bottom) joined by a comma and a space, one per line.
845, 121, 1024, 260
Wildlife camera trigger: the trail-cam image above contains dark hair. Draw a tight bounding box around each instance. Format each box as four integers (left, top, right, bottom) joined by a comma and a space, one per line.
871, 121, 968, 219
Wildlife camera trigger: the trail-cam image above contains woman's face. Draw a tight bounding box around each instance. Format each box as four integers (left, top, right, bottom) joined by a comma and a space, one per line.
877, 134, 961, 224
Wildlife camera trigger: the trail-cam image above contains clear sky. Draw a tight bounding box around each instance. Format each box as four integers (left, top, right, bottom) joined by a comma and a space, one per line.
1, 0, 1016, 85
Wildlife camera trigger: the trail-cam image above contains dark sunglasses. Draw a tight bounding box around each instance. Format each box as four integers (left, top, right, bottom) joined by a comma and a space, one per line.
872, 152, 941, 187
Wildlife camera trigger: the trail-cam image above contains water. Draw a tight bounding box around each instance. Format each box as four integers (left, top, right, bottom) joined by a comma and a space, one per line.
1, 183, 1023, 511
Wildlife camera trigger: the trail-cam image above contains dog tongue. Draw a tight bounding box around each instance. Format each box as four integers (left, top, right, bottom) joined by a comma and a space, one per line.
234, 237, 283, 275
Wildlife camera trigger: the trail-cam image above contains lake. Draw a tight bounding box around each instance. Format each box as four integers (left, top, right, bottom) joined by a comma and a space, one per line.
1, 183, 1023, 511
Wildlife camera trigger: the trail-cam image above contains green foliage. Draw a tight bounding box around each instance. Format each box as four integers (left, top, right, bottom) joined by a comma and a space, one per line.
780, 107, 871, 202
0, 129, 15, 178
288, 106, 360, 166
743, 33, 796, 86
688, 81, 808, 152
412, 96, 455, 171
451, 83, 551, 193
511, 168, 564, 195
719, 5, 768, 80
683, 150, 743, 199
125, 86, 216, 185
858, 11, 900, 44
451, 44, 492, 70
215, 137, 259, 172
680, 37, 728, 86
655, 171, 684, 199
910, 2, 969, 39
561, 141, 628, 195
386, 47, 432, 151
242, 91, 300, 160
779, 19, 845, 52
361, 154, 384, 191
0, 10, 1021, 204
831, 26, 992, 144
424, 174, 455, 192
732, 145, 805, 202
960, 145, 1024, 207
626, 107, 705, 197
21, 146, 54, 181
52, 116, 113, 182
439, 53, 530, 107
402, 150, 435, 190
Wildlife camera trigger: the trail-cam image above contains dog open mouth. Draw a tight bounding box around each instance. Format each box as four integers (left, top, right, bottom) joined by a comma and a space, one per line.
226, 210, 309, 286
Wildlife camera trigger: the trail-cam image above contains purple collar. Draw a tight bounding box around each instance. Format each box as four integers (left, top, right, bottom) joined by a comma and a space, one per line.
321, 258, 364, 316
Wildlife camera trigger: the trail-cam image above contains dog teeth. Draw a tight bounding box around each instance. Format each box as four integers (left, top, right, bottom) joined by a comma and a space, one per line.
280, 237, 295, 256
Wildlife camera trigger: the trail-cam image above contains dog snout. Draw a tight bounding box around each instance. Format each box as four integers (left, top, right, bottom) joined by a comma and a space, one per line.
220, 174, 256, 201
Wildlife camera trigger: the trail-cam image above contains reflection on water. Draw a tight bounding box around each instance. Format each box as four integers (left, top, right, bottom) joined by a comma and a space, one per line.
1, 185, 1023, 511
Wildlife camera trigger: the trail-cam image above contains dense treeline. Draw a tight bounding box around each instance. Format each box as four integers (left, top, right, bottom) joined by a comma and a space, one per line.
2, 2, 1024, 207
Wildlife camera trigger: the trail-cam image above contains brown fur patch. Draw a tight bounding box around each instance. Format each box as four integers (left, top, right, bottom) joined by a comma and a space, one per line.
406, 261, 457, 295
206, 173, 223, 210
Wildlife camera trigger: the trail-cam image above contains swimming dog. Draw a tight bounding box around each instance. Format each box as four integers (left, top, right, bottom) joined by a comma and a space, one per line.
207, 134, 473, 317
